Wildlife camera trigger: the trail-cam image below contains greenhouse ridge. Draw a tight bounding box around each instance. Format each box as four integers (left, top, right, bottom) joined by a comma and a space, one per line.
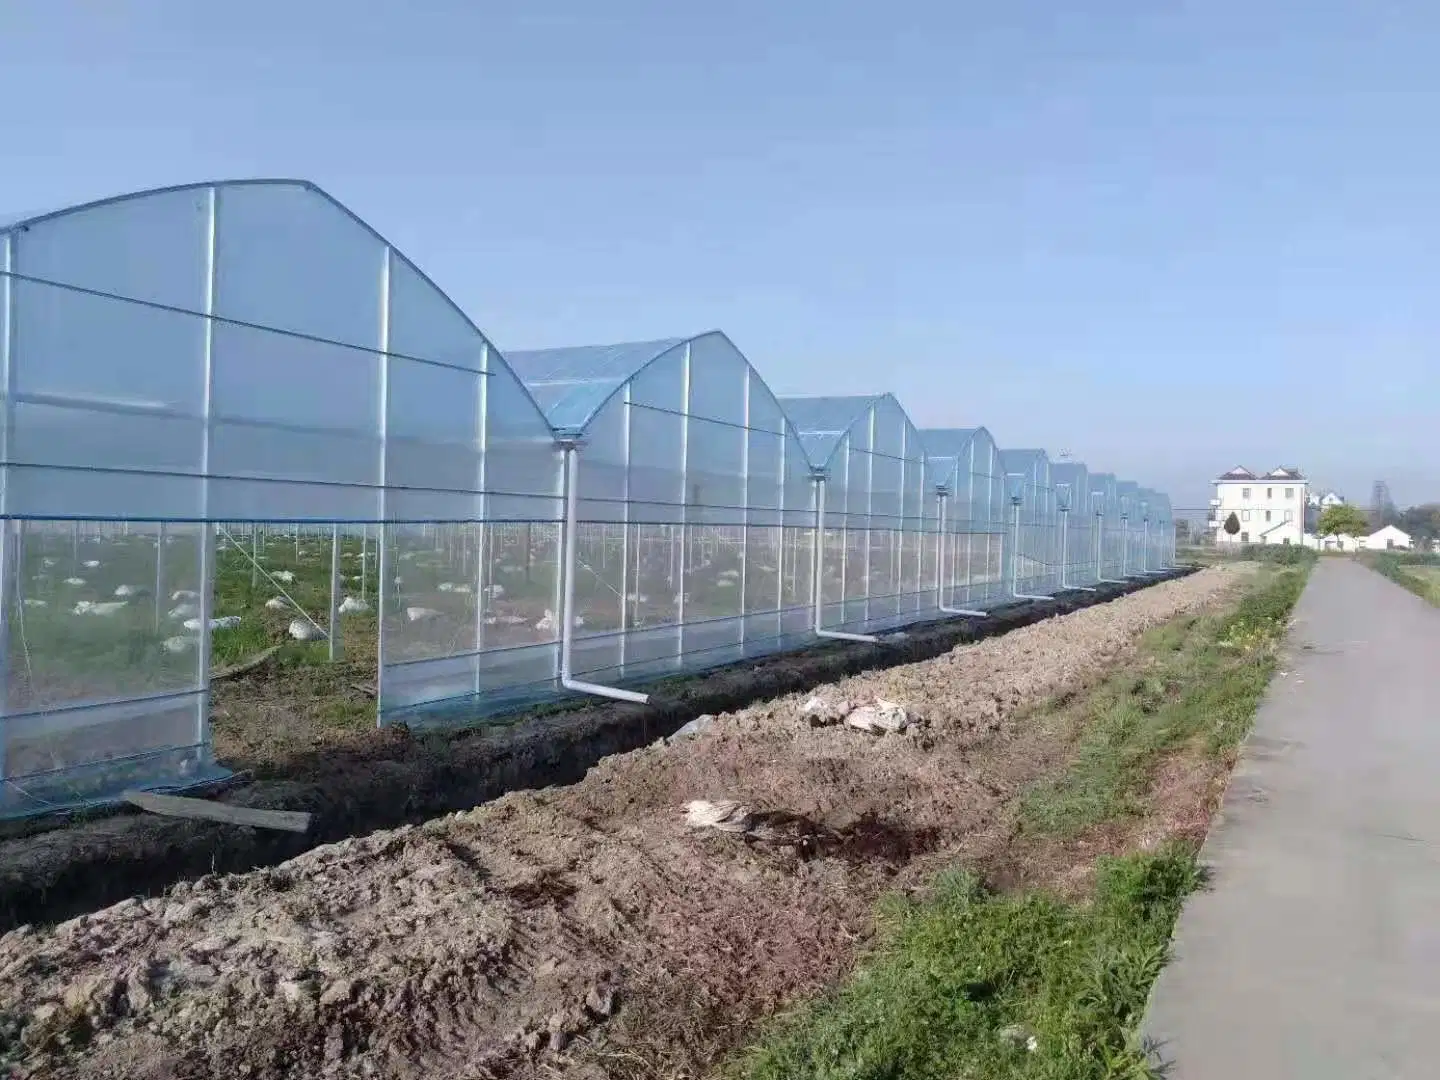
0, 178, 1175, 817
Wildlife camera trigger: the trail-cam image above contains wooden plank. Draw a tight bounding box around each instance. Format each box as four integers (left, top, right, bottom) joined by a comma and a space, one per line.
122, 791, 312, 833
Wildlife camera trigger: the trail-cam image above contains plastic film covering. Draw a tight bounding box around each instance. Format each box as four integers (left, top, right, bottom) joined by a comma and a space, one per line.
1087, 472, 1119, 579
922, 427, 1008, 610
510, 333, 816, 686
1115, 481, 1143, 576
0, 180, 561, 812
998, 449, 1059, 596
1050, 462, 1096, 586
778, 394, 936, 634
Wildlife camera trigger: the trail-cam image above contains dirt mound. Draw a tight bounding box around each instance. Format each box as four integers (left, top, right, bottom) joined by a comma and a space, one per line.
0, 566, 1249, 1079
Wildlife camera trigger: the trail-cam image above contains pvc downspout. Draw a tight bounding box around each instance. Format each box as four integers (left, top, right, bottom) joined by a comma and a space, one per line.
936, 491, 988, 617
1058, 507, 1096, 592
812, 476, 879, 643
560, 444, 650, 704
1009, 499, 1053, 601
1095, 510, 1125, 584
1137, 518, 1162, 574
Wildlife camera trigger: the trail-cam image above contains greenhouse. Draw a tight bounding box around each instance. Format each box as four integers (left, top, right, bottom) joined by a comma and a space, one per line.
506, 333, 817, 694
1049, 461, 1097, 588
998, 448, 1061, 597
1116, 481, 1144, 577
775, 394, 934, 636
0, 177, 1179, 817
920, 427, 1009, 611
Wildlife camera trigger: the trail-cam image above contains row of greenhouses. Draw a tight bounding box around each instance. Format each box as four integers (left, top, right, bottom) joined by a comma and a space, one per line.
0, 179, 1175, 816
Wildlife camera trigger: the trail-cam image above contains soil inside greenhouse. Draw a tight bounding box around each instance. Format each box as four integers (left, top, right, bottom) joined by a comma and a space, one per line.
0, 565, 1251, 1080
0, 574, 1192, 935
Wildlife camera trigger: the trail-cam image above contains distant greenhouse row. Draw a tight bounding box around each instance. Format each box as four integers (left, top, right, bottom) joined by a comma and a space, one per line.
0, 179, 1174, 816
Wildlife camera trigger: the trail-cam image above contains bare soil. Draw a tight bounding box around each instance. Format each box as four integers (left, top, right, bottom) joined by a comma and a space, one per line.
0, 566, 1250, 1079
0, 576, 1177, 933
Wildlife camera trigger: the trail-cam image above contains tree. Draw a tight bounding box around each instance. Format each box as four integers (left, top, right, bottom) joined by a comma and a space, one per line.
1223, 511, 1241, 537
1317, 503, 1370, 540
1397, 503, 1440, 547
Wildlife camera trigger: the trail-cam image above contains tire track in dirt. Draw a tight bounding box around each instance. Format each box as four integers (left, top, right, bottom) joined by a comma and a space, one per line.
0, 566, 1252, 1080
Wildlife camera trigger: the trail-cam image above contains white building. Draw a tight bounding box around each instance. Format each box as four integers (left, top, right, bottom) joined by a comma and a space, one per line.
1211, 466, 1308, 545
1361, 525, 1412, 551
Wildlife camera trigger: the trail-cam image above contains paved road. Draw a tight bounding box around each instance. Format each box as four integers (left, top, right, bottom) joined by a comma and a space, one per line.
1145, 558, 1440, 1079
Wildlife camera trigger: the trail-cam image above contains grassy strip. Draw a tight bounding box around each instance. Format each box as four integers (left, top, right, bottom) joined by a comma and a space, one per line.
1363, 551, 1440, 606
1021, 564, 1307, 838
736, 847, 1201, 1080
731, 566, 1311, 1080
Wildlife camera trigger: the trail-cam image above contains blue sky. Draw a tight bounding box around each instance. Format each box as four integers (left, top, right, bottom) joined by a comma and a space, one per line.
3, 0, 1438, 508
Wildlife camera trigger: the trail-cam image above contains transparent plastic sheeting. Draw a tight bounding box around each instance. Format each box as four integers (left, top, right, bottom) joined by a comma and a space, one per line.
776, 395, 936, 635
507, 335, 818, 694
0, 178, 1178, 817
921, 428, 1009, 611
0, 181, 561, 815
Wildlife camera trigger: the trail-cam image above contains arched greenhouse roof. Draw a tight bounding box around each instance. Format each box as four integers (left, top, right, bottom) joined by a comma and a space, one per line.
0, 177, 557, 522
920, 426, 998, 491
775, 393, 918, 473
1050, 461, 1089, 511
505, 337, 689, 436
505, 330, 809, 448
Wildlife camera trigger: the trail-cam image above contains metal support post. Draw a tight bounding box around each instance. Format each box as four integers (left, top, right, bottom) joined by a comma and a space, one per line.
936, 492, 987, 617
813, 476, 878, 643
1010, 500, 1053, 601
560, 444, 649, 704
1059, 507, 1096, 592
328, 523, 343, 662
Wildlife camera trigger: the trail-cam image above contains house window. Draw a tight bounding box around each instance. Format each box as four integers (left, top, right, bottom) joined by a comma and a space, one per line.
1284, 510, 1293, 522
1265, 510, 1272, 522
1241, 531, 1250, 542
1267, 487, 1273, 498
1242, 487, 1251, 499
1241, 510, 1251, 522
1387, 539, 1396, 549
1282, 537, 1291, 545
1285, 487, 1294, 499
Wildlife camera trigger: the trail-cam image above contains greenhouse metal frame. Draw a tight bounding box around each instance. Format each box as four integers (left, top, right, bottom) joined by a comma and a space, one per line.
0, 178, 1177, 817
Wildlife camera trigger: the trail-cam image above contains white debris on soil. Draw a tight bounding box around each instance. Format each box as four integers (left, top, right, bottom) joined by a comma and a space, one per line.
272, 571, 296, 584
668, 714, 716, 741
171, 590, 199, 602
162, 636, 195, 654
799, 695, 851, 726
72, 600, 127, 617
338, 597, 370, 614
288, 619, 326, 642
844, 699, 912, 735
81, 559, 100, 569
168, 603, 200, 620
683, 799, 755, 833
264, 597, 289, 611
999, 1023, 1040, 1052
406, 607, 441, 623
62, 577, 86, 587
181, 616, 241, 633
113, 584, 142, 598
22, 598, 46, 608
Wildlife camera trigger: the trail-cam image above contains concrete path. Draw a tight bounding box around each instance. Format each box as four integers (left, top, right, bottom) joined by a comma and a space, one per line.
1145, 558, 1440, 1078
